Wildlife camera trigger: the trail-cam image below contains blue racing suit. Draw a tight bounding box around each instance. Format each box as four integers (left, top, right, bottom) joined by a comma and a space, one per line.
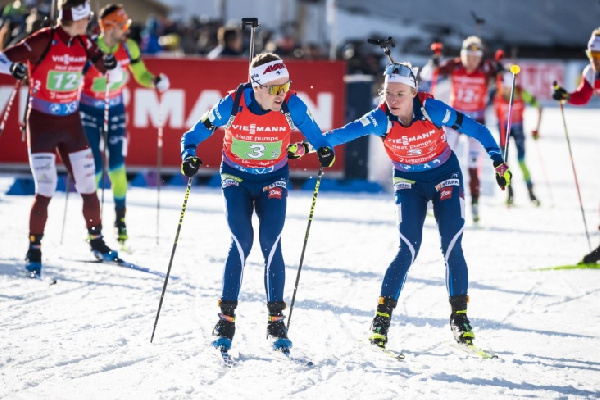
324, 93, 503, 300
181, 84, 330, 302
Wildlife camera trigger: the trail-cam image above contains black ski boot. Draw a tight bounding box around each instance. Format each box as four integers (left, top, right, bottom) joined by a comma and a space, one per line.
114, 208, 128, 243
266, 301, 292, 351
368, 296, 397, 348
506, 185, 514, 206
212, 300, 237, 350
527, 184, 541, 207
88, 225, 119, 262
25, 234, 43, 277
581, 244, 600, 264
449, 295, 475, 344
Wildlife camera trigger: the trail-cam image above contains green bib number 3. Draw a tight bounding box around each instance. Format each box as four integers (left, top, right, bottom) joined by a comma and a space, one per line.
231, 138, 283, 160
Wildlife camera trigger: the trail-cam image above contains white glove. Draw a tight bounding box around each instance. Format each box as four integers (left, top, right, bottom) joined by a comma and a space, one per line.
154, 73, 170, 92
106, 64, 123, 84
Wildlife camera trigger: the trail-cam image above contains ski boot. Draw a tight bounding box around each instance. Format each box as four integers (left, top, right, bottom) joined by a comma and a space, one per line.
471, 201, 480, 224
368, 296, 397, 349
88, 225, 119, 262
506, 186, 514, 206
449, 295, 475, 344
25, 234, 43, 278
267, 301, 292, 351
527, 185, 541, 207
114, 208, 128, 244
581, 244, 600, 264
212, 300, 237, 351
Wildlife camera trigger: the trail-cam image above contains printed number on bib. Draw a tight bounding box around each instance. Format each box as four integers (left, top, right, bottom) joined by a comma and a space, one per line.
47, 71, 82, 91
231, 138, 282, 160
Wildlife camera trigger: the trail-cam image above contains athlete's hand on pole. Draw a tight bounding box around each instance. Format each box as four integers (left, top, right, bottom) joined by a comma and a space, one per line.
287, 141, 310, 159
154, 74, 170, 92
9, 63, 27, 80
181, 156, 202, 177
552, 86, 570, 101
493, 161, 512, 190
316, 147, 335, 168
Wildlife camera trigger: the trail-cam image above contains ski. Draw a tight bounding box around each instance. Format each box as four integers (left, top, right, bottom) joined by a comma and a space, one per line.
22, 268, 57, 285
361, 340, 405, 361
61, 256, 176, 279
534, 263, 599, 271
215, 346, 237, 368
274, 348, 314, 367
447, 341, 498, 359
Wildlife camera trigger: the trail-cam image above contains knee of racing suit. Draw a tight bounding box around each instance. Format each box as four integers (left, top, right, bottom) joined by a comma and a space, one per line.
69, 148, 97, 195
29, 152, 58, 197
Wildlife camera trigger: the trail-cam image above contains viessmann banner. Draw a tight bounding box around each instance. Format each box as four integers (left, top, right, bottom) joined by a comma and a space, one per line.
0, 58, 346, 176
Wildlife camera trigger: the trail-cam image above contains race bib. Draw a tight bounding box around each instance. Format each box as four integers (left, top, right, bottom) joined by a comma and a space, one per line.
46, 71, 82, 92
231, 138, 282, 160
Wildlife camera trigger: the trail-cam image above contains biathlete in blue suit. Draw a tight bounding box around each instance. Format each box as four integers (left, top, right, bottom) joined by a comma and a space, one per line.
309, 61, 512, 349
180, 53, 334, 352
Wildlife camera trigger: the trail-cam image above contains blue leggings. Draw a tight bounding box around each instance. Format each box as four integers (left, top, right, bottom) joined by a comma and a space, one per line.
381, 153, 468, 300
80, 103, 128, 210
220, 163, 289, 303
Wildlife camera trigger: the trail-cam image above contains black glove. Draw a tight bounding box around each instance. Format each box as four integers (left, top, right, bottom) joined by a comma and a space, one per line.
430, 56, 440, 68
181, 156, 202, 177
316, 147, 335, 168
9, 62, 27, 80
493, 161, 512, 190
494, 61, 504, 74
552, 86, 570, 101
103, 53, 117, 70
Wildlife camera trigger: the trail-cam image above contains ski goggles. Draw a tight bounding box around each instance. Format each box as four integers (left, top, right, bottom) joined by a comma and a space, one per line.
586, 50, 600, 60
384, 63, 417, 88
257, 80, 292, 95
100, 8, 131, 32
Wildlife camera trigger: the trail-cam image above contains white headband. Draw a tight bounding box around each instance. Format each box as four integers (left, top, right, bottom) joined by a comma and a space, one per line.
461, 49, 482, 57
250, 60, 290, 87
588, 35, 600, 52
59, 3, 91, 22
384, 74, 416, 88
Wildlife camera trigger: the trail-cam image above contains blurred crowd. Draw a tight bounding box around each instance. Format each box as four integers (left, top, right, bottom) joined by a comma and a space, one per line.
0, 0, 386, 76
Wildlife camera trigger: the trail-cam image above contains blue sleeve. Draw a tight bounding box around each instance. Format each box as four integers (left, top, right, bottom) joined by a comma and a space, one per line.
180, 94, 234, 160
425, 98, 504, 164
323, 108, 388, 147
287, 94, 330, 150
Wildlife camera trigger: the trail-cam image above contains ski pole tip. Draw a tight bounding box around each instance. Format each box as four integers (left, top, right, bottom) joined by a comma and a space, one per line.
510, 64, 520, 75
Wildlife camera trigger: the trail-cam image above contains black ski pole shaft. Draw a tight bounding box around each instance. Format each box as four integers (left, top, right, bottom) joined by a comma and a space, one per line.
151, 177, 193, 343
241, 18, 260, 66
60, 173, 71, 245
286, 167, 323, 330
554, 82, 592, 251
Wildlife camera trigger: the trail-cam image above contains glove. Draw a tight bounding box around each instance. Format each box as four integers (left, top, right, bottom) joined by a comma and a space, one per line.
9, 62, 27, 80
493, 161, 512, 190
552, 86, 570, 101
494, 61, 504, 74
287, 141, 310, 159
531, 130, 539, 140
154, 73, 170, 92
103, 53, 117, 70
181, 156, 202, 177
316, 147, 335, 168
430, 56, 440, 68
106, 64, 123, 84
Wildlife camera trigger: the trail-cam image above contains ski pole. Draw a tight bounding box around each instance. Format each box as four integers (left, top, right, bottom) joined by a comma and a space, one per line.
367, 36, 396, 64
156, 91, 164, 245
429, 42, 442, 97
287, 167, 323, 330
100, 75, 110, 218
241, 18, 260, 68
60, 173, 71, 246
471, 11, 485, 37
0, 80, 21, 138
531, 108, 554, 207
553, 81, 592, 251
151, 177, 193, 343
502, 64, 520, 163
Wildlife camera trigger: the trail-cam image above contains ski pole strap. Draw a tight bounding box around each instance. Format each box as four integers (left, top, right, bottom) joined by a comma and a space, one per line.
450, 112, 464, 130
